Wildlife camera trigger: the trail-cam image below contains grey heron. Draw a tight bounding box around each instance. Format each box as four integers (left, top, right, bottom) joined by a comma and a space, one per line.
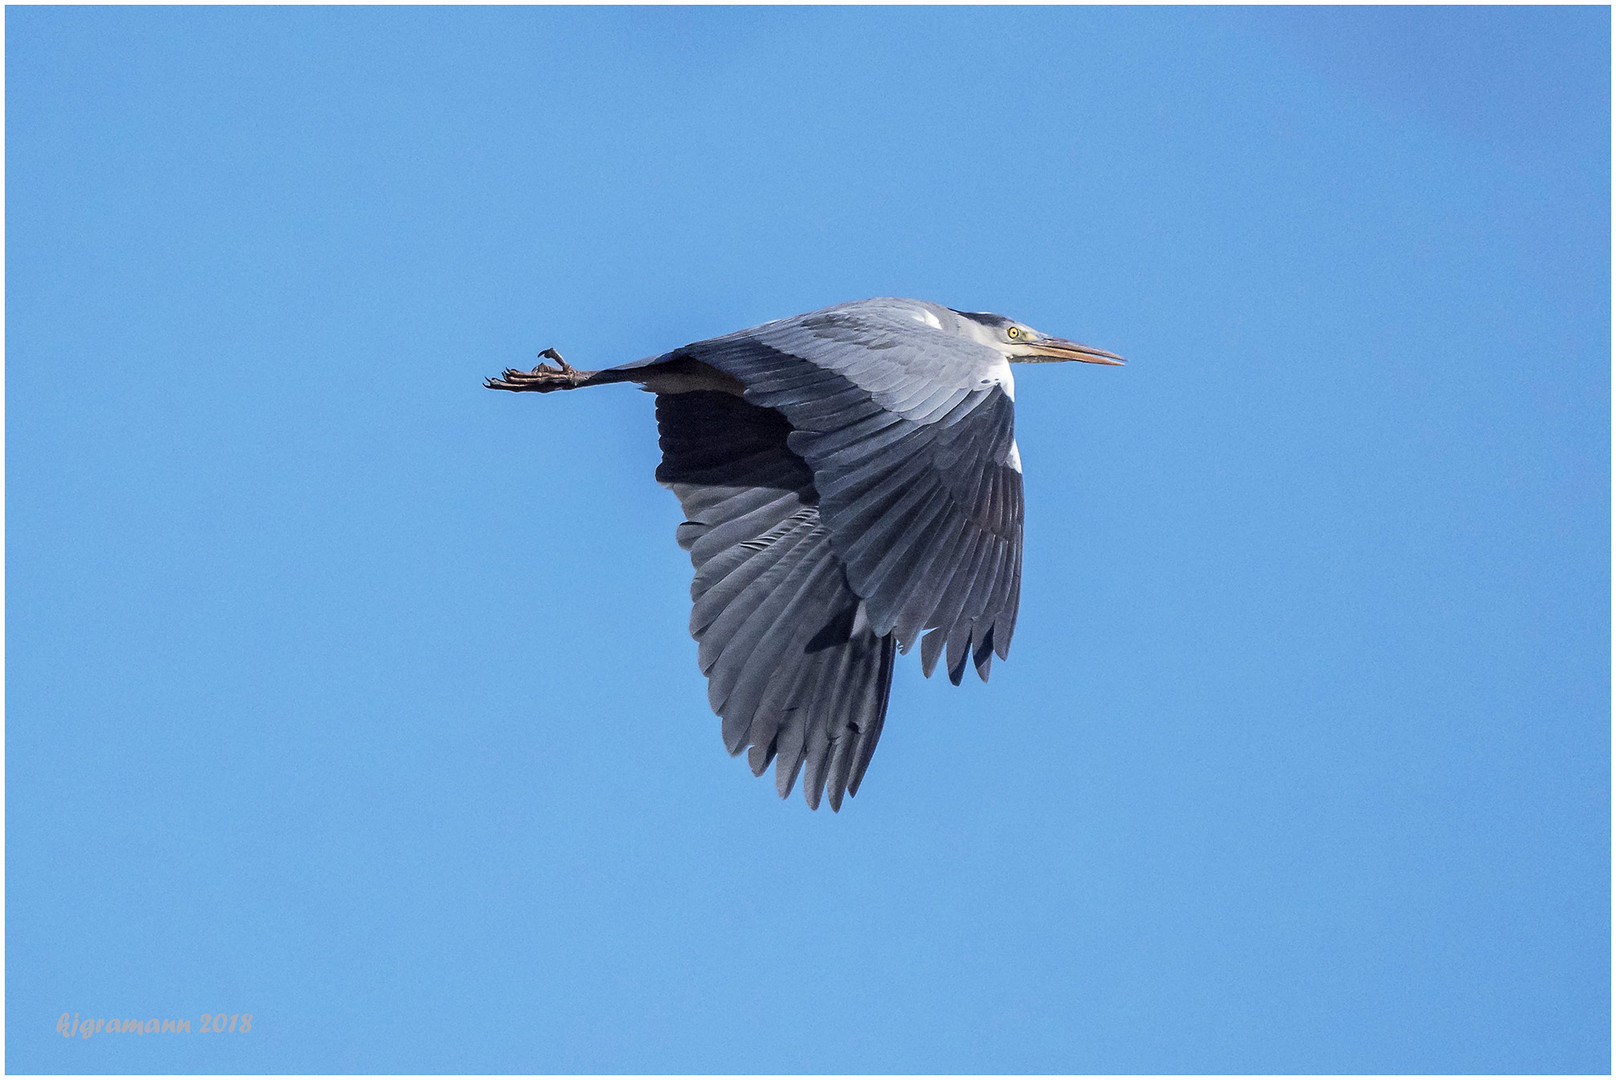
486, 297, 1123, 810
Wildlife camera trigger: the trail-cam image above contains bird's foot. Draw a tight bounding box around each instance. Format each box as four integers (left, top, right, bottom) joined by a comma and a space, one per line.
484, 348, 592, 393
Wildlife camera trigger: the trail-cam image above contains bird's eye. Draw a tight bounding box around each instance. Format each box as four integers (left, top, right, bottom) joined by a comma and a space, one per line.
1006, 326, 1022, 339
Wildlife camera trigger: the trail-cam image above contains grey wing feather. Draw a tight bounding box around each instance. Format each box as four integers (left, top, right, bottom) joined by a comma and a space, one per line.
676, 301, 1024, 682
655, 390, 894, 810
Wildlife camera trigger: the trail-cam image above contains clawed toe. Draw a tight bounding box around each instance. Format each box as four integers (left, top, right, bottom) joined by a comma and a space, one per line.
484, 349, 588, 393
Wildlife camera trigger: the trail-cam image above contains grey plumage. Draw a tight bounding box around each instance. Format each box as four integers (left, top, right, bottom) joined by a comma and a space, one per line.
486, 297, 1123, 810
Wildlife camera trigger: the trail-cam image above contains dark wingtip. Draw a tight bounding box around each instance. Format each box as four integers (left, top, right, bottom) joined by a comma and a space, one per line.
920, 628, 944, 678
973, 626, 995, 681
748, 737, 778, 777
776, 752, 805, 803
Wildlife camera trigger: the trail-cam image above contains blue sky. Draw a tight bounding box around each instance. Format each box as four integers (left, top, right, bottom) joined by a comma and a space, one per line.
7, 6, 1608, 1073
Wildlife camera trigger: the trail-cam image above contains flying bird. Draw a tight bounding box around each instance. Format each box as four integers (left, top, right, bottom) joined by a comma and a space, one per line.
486, 297, 1122, 810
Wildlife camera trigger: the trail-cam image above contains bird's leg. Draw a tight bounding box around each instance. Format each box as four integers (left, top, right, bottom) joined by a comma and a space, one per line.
484, 348, 602, 393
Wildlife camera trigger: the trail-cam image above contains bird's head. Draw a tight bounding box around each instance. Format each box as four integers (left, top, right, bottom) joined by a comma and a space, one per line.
952, 309, 1125, 366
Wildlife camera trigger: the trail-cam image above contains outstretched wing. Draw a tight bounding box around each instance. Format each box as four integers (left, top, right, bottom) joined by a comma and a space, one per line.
675, 301, 1024, 685
655, 390, 895, 811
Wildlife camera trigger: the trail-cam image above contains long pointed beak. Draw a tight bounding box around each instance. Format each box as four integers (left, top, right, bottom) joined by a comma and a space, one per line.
1023, 337, 1126, 365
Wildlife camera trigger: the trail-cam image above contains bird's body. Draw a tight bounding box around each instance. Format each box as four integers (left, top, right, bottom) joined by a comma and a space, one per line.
487, 298, 1122, 810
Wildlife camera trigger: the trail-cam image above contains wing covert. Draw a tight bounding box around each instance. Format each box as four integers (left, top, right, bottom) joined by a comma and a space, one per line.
680, 315, 1025, 685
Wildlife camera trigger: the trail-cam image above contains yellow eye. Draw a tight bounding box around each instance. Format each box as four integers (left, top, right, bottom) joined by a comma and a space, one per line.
1007, 326, 1022, 339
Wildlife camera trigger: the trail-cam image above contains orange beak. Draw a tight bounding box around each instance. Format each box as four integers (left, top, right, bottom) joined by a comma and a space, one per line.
1021, 337, 1126, 365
